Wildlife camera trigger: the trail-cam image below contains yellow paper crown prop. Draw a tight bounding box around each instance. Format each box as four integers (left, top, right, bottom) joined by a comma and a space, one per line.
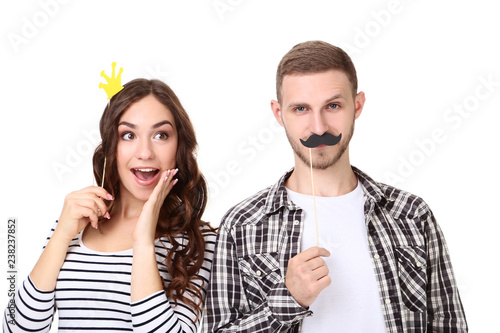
98, 62, 125, 190
99, 62, 124, 99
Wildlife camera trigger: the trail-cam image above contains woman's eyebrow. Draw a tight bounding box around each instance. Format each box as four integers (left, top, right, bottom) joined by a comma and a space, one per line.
118, 121, 136, 129
118, 120, 173, 129
152, 120, 173, 129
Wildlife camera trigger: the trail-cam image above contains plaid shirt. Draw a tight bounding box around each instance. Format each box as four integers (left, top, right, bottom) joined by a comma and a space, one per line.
203, 167, 467, 333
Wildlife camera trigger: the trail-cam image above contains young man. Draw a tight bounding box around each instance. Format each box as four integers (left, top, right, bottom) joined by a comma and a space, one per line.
203, 41, 467, 332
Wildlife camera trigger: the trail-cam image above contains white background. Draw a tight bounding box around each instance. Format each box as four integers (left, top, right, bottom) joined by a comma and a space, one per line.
1, 0, 498, 331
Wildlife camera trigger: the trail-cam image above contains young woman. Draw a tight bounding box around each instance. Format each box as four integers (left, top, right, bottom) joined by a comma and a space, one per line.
4, 79, 216, 332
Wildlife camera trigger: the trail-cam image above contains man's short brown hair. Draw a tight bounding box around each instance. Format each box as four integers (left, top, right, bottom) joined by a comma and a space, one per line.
276, 41, 358, 102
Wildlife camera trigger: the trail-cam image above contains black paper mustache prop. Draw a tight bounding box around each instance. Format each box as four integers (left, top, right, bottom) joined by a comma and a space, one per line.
300, 132, 342, 148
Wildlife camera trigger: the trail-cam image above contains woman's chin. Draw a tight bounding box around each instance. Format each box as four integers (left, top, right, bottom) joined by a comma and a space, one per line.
123, 187, 154, 203
135, 190, 155, 202
119, 180, 160, 203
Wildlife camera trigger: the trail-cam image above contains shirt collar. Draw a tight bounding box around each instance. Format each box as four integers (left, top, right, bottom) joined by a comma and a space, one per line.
352, 166, 389, 204
262, 166, 391, 215
262, 168, 295, 215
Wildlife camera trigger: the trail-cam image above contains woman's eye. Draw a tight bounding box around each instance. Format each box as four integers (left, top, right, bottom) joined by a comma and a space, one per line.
155, 132, 169, 140
121, 132, 135, 140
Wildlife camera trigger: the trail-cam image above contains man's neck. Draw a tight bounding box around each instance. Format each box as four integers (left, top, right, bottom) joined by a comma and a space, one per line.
285, 155, 357, 197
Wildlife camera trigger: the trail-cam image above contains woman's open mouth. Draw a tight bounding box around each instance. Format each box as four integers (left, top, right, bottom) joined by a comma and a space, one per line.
131, 168, 160, 186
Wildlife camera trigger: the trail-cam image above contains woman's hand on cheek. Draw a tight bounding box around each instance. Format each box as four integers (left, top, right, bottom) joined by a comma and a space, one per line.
132, 168, 178, 246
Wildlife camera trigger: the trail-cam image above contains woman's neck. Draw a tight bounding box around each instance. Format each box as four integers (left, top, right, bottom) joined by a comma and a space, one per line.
115, 199, 143, 220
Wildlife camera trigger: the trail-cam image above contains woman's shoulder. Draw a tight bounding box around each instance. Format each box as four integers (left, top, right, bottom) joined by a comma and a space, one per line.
200, 223, 217, 240
201, 228, 216, 253
155, 224, 217, 248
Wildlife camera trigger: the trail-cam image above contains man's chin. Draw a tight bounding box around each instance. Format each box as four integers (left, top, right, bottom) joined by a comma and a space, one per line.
294, 145, 348, 170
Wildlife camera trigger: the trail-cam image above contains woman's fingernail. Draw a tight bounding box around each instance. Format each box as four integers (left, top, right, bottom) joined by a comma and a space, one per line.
173, 168, 179, 176
105, 212, 111, 219
173, 179, 178, 185
107, 194, 114, 200
164, 170, 171, 182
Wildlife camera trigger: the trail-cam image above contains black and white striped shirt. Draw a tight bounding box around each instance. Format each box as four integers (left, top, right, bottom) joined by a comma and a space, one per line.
4, 223, 216, 332
203, 167, 467, 333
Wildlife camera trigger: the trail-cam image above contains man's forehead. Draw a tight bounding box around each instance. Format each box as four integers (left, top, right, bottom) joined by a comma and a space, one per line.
281, 70, 352, 103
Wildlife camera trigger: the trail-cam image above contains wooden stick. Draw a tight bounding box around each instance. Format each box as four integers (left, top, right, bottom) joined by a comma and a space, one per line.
101, 157, 106, 188
309, 148, 319, 247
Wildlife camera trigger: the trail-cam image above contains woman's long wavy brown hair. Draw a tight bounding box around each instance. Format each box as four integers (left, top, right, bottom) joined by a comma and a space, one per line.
92, 79, 215, 321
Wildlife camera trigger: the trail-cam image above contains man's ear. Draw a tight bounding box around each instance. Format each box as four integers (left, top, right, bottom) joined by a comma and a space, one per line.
354, 91, 366, 120
271, 100, 284, 127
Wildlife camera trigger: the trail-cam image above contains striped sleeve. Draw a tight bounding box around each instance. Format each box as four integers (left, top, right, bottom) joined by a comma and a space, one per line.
131, 231, 216, 333
3, 276, 55, 332
131, 291, 188, 332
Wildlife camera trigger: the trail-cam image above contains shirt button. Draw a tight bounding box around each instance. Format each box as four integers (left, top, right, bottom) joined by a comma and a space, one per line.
416, 262, 422, 268
385, 298, 391, 305
255, 270, 262, 277
294, 220, 300, 225
374, 254, 380, 259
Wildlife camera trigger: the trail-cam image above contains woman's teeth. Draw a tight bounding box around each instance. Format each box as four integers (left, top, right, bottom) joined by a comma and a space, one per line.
132, 168, 159, 181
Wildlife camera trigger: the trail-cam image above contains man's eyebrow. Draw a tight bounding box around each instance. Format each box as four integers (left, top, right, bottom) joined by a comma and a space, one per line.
118, 120, 174, 129
324, 93, 345, 103
286, 94, 345, 109
287, 101, 312, 109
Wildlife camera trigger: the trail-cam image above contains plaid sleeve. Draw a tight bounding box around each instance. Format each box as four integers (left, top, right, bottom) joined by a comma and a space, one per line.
422, 204, 468, 332
203, 220, 306, 333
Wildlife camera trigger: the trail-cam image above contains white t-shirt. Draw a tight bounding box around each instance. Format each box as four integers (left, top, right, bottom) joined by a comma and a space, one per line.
286, 181, 387, 333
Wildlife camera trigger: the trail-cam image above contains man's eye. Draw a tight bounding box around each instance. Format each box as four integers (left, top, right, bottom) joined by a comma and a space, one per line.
155, 132, 169, 140
328, 104, 339, 109
295, 106, 306, 112
121, 132, 135, 140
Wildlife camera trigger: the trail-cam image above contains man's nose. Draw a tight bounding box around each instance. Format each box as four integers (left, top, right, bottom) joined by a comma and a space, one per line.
310, 110, 329, 135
